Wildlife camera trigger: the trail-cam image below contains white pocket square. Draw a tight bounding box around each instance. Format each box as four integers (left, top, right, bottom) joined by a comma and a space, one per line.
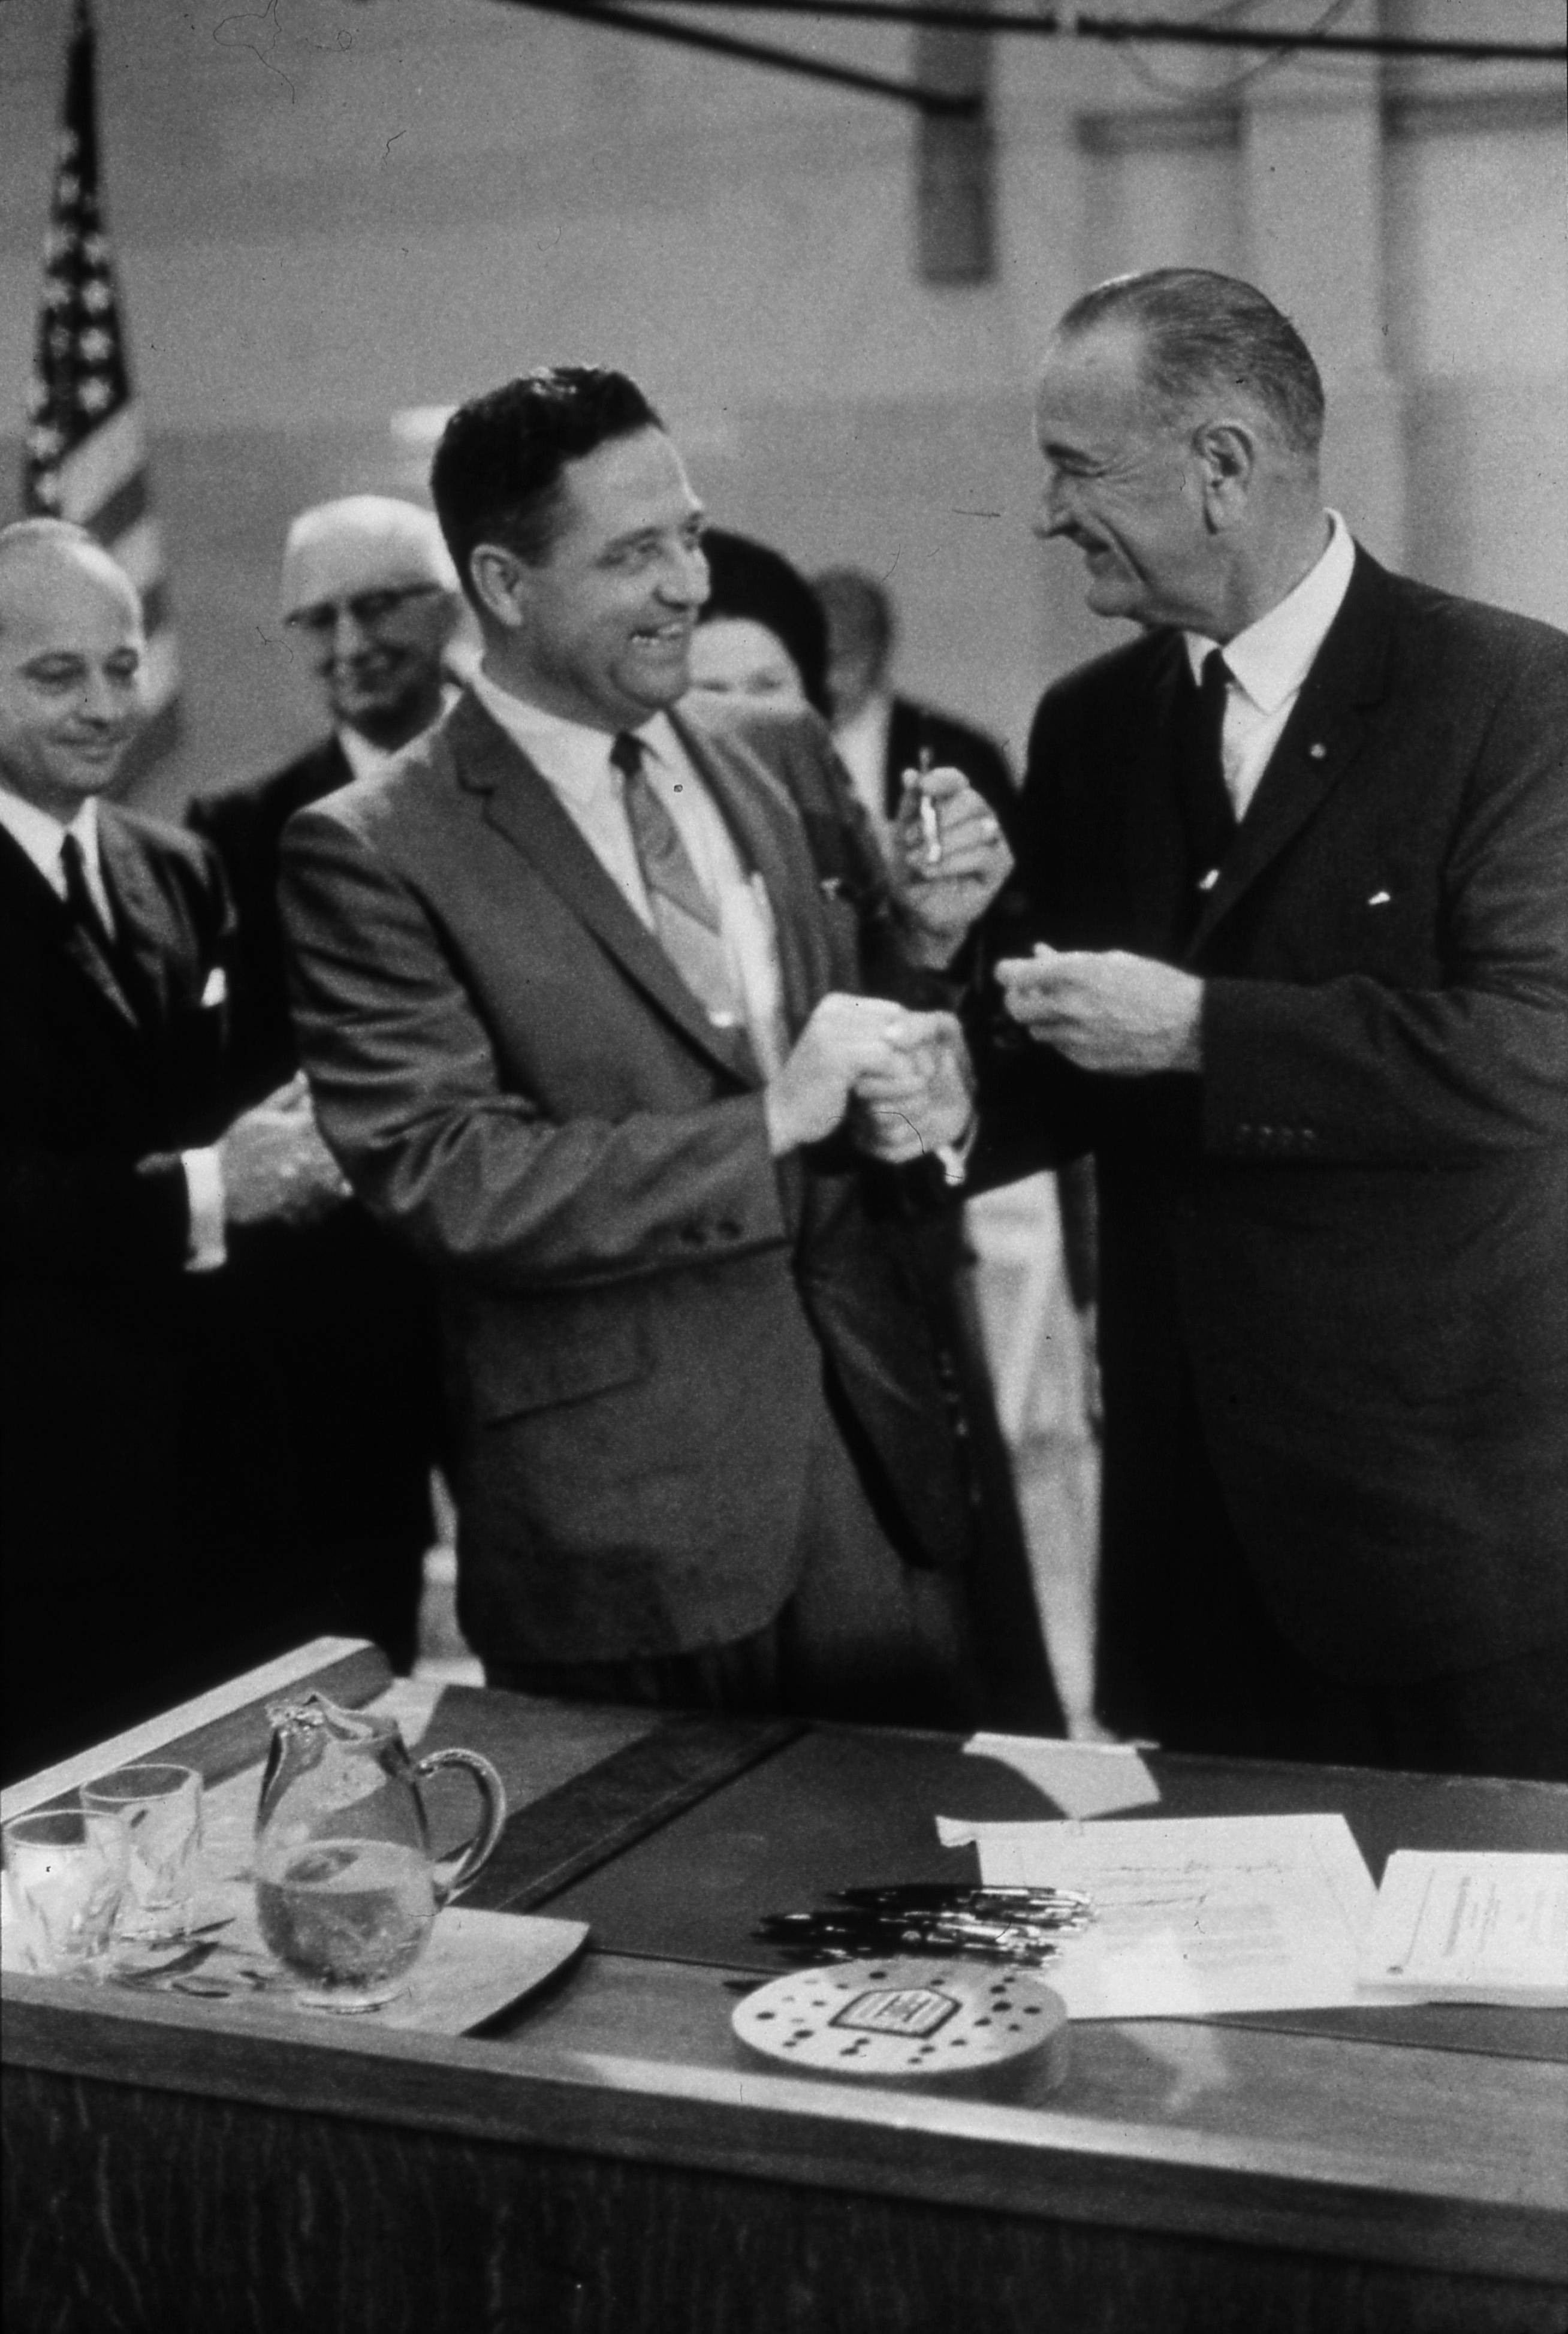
1367, 890, 1392, 907
200, 966, 228, 1006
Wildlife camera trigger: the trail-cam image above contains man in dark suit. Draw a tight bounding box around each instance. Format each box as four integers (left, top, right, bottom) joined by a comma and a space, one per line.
186, 500, 463, 1670
978, 269, 1568, 1780
0, 520, 309, 1778
815, 566, 1017, 853
282, 367, 1014, 1725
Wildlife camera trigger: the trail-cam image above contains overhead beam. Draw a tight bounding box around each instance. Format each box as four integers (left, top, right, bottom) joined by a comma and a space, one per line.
493, 0, 980, 114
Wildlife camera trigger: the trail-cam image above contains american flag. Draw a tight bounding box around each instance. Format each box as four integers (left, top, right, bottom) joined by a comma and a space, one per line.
23, 0, 180, 758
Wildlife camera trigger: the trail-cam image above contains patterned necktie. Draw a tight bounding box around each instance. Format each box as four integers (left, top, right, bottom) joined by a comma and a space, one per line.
611, 731, 753, 1054
1174, 647, 1238, 922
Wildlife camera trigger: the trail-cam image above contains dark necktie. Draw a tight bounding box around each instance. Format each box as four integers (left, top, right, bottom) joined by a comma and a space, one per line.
1174, 647, 1237, 926
59, 829, 117, 953
611, 731, 752, 1048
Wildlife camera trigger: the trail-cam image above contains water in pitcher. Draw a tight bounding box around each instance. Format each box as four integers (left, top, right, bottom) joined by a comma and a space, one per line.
255, 1838, 436, 2007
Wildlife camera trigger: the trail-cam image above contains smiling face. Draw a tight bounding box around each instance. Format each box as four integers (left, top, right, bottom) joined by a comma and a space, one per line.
0, 541, 145, 819
477, 427, 710, 731
1033, 323, 1219, 634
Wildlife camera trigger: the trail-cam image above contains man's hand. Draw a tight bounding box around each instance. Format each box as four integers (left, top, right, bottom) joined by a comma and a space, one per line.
996, 946, 1204, 1074
853, 1011, 975, 1165
765, 994, 942, 1156
219, 1074, 352, 1227
890, 765, 1014, 969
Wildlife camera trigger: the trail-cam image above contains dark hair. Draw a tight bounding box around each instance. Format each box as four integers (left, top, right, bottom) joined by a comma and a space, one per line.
813, 566, 895, 680
696, 529, 831, 718
430, 366, 662, 601
1057, 269, 1325, 461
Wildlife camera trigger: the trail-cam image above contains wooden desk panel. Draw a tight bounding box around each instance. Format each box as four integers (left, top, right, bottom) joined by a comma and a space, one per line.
4, 1653, 1566, 2334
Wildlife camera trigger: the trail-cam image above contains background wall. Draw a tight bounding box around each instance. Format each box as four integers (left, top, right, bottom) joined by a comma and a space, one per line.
1, 0, 1563, 814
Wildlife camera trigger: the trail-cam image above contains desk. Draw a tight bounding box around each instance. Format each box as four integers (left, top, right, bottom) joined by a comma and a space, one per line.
4, 1642, 1566, 2333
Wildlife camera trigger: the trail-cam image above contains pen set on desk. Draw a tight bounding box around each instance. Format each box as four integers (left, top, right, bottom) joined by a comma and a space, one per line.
754, 1884, 1094, 1969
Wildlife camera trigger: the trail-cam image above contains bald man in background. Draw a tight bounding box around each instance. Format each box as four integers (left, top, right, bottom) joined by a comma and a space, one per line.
187, 498, 462, 1670
1, 520, 302, 1774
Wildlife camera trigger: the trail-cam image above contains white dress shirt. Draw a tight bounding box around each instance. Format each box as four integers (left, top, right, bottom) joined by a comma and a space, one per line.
469, 667, 790, 1076
831, 689, 895, 864
0, 781, 226, 1269
1184, 511, 1356, 822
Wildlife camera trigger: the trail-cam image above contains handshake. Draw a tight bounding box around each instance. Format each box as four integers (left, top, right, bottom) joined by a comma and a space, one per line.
763, 992, 974, 1167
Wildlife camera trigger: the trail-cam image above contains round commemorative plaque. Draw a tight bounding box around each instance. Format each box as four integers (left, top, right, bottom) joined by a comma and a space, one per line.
732, 1956, 1071, 2089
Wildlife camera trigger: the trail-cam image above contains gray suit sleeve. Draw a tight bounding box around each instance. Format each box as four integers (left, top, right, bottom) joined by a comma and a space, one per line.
280, 804, 791, 1293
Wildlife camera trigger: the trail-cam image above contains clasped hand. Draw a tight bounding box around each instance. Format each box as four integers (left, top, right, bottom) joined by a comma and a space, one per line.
765, 992, 973, 1161
995, 946, 1204, 1074
889, 765, 1013, 968
219, 1072, 352, 1228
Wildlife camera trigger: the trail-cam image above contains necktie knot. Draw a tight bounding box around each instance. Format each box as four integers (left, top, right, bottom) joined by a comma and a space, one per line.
609, 730, 644, 785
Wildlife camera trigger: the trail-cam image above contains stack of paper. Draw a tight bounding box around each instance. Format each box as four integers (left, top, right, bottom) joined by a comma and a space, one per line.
1356, 1851, 1568, 2008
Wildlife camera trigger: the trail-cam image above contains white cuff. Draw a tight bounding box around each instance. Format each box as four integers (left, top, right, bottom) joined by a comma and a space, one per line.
182, 1147, 227, 1272
934, 1112, 979, 1189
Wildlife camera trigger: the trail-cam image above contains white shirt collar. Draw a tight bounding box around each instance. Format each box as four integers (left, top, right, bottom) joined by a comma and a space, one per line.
468, 664, 680, 800
0, 783, 102, 895
336, 725, 399, 788
1184, 512, 1355, 713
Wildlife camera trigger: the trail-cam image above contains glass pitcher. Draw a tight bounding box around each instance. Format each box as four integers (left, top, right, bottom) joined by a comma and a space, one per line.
254, 1692, 506, 2010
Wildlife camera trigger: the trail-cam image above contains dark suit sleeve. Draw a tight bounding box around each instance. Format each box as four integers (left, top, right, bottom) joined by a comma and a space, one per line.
1202, 623, 1568, 1165
0, 1143, 190, 1281
188, 781, 302, 1107
280, 802, 790, 1293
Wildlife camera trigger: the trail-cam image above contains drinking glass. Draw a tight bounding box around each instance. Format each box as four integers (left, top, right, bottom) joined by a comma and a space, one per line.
2, 1808, 128, 1974
81, 1763, 204, 1942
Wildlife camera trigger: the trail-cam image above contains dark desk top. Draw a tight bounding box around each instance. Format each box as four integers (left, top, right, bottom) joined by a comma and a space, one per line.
5, 1644, 1566, 2290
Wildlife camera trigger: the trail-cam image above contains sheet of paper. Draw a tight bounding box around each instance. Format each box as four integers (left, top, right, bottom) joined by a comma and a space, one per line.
934, 1812, 1379, 2019
1358, 1851, 1568, 2007
964, 1732, 1160, 1819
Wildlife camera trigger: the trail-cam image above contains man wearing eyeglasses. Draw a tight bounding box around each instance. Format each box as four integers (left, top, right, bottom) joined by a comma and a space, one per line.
185, 499, 464, 1672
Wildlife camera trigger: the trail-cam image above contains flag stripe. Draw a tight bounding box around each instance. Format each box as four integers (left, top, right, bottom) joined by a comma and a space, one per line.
110, 513, 164, 593
83, 466, 150, 552
53, 400, 146, 521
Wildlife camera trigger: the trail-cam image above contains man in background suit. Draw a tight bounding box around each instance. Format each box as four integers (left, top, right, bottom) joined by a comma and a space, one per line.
0, 521, 304, 1778
815, 566, 1017, 860
282, 367, 1013, 1725
981, 269, 1568, 1779
186, 499, 462, 1670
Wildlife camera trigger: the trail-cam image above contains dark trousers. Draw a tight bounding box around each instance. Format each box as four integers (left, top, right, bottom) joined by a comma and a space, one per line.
1096, 1375, 1568, 1783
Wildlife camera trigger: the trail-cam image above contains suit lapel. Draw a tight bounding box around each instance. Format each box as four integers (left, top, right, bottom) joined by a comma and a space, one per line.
448, 694, 760, 1084
0, 819, 146, 1035
1189, 546, 1394, 956
670, 705, 831, 1036
97, 809, 175, 1033
1120, 637, 1196, 957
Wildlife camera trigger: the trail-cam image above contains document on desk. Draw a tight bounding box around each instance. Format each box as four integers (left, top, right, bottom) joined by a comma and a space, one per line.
1357, 1851, 1568, 2007
934, 1811, 1380, 2019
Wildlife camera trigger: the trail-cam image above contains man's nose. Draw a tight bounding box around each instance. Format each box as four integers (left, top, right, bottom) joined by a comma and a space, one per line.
328, 605, 376, 659
658, 541, 709, 609
80, 668, 127, 725
1033, 475, 1073, 540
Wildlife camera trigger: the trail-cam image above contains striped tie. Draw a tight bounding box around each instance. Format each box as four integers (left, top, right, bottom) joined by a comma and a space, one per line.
611, 732, 753, 1053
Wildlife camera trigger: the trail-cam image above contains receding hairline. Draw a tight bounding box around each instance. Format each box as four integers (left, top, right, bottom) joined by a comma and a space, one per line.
1047, 269, 1325, 462
0, 521, 143, 627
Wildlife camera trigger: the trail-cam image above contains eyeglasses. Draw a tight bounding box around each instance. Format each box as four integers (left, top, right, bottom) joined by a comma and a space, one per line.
285, 584, 444, 637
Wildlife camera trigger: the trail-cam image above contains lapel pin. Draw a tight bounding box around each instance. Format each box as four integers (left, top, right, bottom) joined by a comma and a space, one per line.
1308, 741, 1327, 761
1368, 890, 1391, 907
1197, 868, 1220, 892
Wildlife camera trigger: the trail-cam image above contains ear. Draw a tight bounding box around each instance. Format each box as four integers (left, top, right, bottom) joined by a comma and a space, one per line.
468, 541, 531, 632
1192, 421, 1258, 530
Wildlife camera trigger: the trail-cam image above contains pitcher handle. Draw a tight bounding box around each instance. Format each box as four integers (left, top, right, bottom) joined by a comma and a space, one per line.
414, 1748, 508, 1904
